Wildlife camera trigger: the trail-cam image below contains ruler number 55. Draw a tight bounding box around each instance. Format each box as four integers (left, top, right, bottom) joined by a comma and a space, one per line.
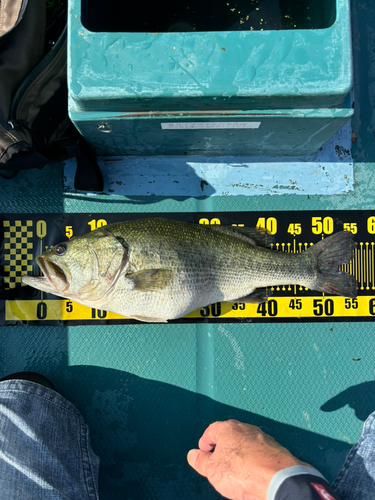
343, 222, 357, 234
344, 298, 358, 309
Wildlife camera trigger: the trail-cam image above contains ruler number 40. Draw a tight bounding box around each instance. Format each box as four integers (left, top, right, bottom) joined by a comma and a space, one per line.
257, 300, 278, 317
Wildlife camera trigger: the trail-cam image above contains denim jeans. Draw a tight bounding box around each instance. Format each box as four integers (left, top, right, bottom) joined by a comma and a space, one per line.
332, 411, 375, 500
0, 380, 99, 499
0, 379, 374, 499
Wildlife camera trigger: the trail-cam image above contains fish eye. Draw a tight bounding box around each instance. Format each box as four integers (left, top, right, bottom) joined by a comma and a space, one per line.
54, 244, 67, 256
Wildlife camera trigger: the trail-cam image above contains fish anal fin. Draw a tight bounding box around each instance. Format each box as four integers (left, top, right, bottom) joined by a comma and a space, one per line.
130, 315, 168, 323
126, 269, 174, 291
227, 287, 272, 304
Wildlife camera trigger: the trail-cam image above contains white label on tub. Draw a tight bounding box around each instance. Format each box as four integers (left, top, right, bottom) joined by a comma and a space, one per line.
161, 122, 261, 130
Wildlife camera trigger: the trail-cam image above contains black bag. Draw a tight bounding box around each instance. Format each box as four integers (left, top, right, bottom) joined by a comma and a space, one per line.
0, 0, 103, 191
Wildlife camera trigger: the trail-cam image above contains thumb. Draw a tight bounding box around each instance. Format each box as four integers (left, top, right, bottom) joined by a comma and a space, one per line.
187, 449, 211, 477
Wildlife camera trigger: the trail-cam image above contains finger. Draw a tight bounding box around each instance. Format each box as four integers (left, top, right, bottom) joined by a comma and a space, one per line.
187, 449, 212, 476
187, 449, 200, 468
198, 421, 226, 452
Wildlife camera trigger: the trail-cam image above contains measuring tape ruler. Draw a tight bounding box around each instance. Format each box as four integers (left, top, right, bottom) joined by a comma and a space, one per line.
1, 211, 374, 325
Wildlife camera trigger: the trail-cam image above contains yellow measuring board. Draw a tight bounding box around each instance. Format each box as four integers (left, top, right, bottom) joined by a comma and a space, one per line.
1, 211, 375, 325
184, 296, 375, 320
5, 300, 125, 321
4, 296, 375, 322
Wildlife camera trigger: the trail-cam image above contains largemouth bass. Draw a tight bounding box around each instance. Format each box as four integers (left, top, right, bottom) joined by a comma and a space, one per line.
21, 218, 357, 322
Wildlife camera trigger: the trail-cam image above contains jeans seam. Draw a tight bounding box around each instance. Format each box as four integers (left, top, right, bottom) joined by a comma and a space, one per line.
332, 442, 360, 488
79, 418, 99, 500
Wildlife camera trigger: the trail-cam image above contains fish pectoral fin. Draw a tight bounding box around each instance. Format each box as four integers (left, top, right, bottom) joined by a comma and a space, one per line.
227, 287, 272, 304
126, 269, 174, 291
130, 315, 168, 323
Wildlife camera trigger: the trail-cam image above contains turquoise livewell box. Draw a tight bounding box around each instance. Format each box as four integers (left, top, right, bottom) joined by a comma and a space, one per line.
68, 0, 353, 157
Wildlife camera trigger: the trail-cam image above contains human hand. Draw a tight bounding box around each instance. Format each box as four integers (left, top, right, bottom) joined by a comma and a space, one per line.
187, 419, 312, 500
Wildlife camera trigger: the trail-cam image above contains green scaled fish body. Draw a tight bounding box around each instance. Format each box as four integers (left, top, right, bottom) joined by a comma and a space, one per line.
21, 218, 357, 322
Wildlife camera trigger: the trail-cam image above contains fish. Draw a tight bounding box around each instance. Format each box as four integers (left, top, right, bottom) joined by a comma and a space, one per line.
21, 218, 357, 323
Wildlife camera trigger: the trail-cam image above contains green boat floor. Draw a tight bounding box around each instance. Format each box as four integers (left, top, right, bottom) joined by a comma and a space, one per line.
0, 0, 374, 498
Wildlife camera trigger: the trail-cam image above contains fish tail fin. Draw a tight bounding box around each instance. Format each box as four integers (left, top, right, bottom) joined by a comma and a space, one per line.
307, 231, 357, 297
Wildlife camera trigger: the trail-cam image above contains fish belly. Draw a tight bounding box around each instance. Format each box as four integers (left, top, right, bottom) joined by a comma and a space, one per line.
99, 266, 255, 321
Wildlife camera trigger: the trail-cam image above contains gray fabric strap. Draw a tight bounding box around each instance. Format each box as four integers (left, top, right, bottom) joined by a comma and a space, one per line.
267, 465, 327, 500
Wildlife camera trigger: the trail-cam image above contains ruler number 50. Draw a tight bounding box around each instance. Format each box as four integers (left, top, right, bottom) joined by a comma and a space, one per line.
311, 217, 333, 235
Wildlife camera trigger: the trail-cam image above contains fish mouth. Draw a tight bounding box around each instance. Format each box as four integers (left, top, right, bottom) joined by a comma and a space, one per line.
22, 256, 68, 293
37, 256, 68, 292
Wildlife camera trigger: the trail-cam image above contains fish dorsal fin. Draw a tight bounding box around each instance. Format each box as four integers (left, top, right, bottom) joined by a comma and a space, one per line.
125, 269, 174, 291
209, 225, 274, 247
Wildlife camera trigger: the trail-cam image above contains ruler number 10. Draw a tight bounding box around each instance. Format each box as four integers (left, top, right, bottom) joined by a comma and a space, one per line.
88, 219, 108, 231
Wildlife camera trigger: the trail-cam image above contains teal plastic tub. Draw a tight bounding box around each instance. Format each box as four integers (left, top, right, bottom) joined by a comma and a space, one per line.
68, 0, 353, 156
